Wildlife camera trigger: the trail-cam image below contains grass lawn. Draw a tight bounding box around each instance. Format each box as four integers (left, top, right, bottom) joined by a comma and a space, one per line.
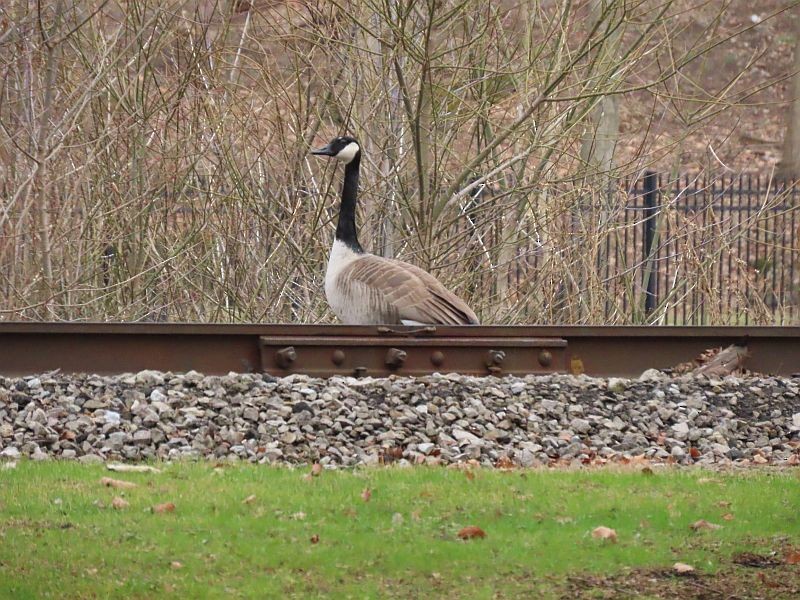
1, 462, 798, 599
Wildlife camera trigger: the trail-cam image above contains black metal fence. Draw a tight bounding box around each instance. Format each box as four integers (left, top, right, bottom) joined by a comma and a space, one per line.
626, 172, 798, 325
495, 172, 799, 325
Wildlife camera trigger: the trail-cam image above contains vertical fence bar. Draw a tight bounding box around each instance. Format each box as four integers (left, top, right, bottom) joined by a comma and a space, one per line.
642, 171, 658, 316
791, 183, 798, 322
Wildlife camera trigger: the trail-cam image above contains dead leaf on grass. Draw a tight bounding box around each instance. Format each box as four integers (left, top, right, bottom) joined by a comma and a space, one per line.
242, 495, 257, 505
310, 534, 320, 544
391, 513, 404, 527
722, 513, 735, 521
757, 572, 781, 588
591, 526, 618, 543
100, 477, 136, 489
464, 470, 475, 481
111, 497, 129, 510
411, 510, 422, 522
310, 463, 323, 477
170, 561, 183, 570
152, 502, 176, 514
641, 466, 654, 476
784, 548, 800, 565
457, 526, 486, 540
716, 500, 732, 508
495, 455, 514, 469
360, 487, 372, 502
673, 562, 695, 575
690, 519, 721, 531
291, 511, 306, 521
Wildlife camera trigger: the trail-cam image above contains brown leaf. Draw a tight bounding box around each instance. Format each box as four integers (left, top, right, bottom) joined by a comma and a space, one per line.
641, 466, 654, 476
591, 526, 618, 543
152, 502, 176, 514
689, 519, 721, 531
310, 463, 323, 477
100, 477, 136, 490
242, 494, 257, 505
673, 562, 695, 575
757, 572, 780, 588
457, 526, 486, 540
689, 447, 701, 459
785, 548, 800, 565
495, 455, 514, 469
722, 513, 734, 521
716, 500, 732, 508
111, 496, 129, 510
411, 510, 422, 522
170, 561, 183, 570
464, 470, 475, 481
360, 487, 372, 502
310, 534, 319, 544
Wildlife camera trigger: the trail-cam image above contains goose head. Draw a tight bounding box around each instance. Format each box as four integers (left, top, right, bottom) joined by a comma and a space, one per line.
311, 136, 360, 164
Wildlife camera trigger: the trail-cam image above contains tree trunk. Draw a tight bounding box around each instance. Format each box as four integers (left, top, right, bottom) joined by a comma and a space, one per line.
777, 22, 800, 180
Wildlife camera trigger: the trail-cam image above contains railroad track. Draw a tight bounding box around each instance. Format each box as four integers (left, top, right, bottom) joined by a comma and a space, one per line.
0, 323, 798, 377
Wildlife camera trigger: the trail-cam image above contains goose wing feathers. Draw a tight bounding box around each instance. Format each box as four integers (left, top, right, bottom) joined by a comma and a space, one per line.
339, 254, 479, 325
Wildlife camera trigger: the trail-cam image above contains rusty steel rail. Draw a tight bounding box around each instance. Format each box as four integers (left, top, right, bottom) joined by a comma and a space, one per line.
0, 323, 799, 378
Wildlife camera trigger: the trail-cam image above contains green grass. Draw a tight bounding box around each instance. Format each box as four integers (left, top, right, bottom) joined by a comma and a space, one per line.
1, 462, 799, 599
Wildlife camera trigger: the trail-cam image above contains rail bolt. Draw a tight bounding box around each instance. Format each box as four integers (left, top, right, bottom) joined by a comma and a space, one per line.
331, 349, 346, 365
485, 349, 506, 374
538, 350, 552, 367
275, 346, 296, 369
385, 347, 407, 369
430, 351, 445, 367
353, 366, 367, 377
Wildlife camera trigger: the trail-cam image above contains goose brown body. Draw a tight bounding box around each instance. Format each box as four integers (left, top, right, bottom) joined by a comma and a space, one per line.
313, 136, 479, 326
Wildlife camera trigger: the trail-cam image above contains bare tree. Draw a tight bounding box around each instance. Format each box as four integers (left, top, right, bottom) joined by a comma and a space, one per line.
0, 0, 795, 325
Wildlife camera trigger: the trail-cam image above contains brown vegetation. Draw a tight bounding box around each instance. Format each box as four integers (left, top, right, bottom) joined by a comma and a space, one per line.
0, 1, 797, 323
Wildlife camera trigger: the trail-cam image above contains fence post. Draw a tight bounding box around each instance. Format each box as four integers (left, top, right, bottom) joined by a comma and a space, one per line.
643, 171, 658, 315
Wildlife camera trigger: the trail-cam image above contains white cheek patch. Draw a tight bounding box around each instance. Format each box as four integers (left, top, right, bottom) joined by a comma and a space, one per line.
335, 142, 360, 163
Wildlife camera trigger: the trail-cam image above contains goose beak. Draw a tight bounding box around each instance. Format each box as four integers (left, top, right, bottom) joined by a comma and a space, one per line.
311, 143, 334, 156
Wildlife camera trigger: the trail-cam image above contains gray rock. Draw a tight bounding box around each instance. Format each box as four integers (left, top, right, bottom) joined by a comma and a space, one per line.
133, 430, 152, 444
417, 442, 435, 455
452, 429, 482, 446
570, 418, 591, 434
671, 422, 690, 441
135, 370, 165, 386
607, 378, 627, 393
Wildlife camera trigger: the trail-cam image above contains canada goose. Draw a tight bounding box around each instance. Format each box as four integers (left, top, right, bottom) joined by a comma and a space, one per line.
311, 136, 479, 325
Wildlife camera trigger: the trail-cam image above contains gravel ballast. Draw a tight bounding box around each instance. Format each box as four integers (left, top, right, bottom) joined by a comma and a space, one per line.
1, 370, 799, 467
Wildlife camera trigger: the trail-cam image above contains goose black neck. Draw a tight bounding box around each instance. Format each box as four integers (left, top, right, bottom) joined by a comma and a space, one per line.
336, 153, 363, 253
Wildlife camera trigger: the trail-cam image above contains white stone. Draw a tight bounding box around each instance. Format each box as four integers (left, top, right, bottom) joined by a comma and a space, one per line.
0, 447, 21, 459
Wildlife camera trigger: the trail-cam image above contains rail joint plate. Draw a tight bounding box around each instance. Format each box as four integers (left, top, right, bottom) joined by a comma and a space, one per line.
259, 336, 568, 377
